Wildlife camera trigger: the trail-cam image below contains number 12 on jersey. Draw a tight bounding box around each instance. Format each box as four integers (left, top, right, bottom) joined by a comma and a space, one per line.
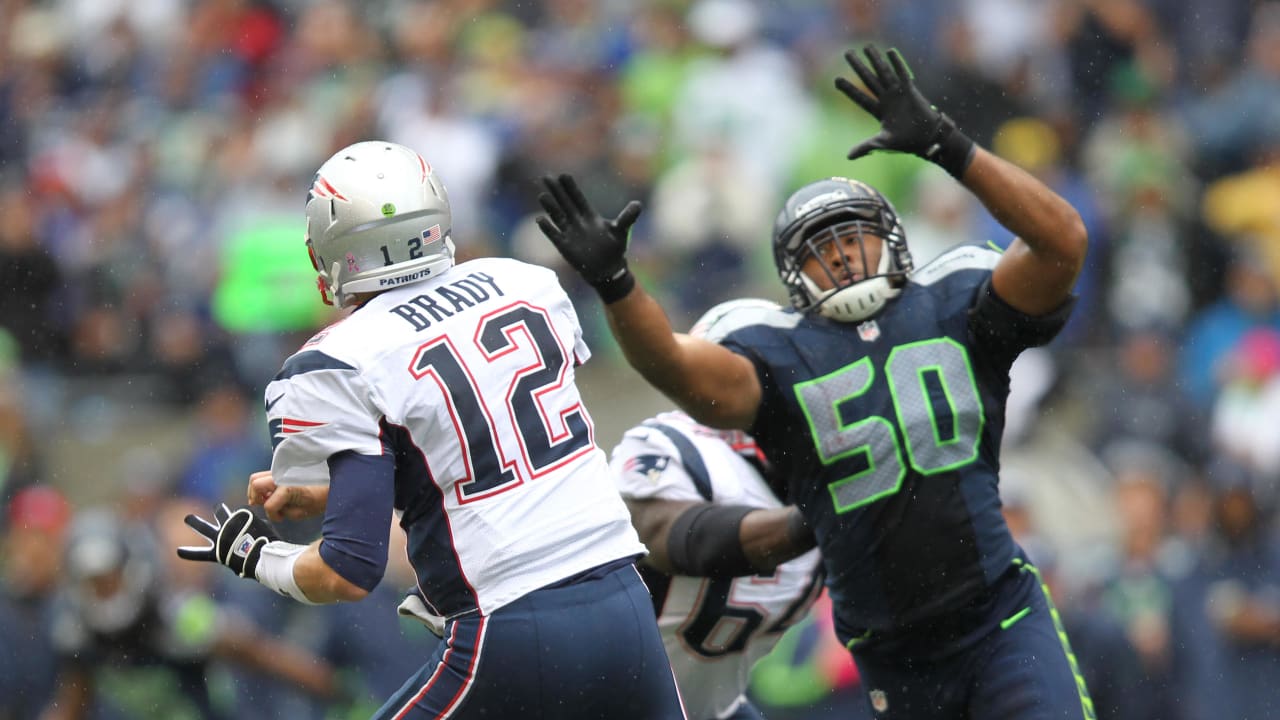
794, 337, 985, 513
409, 303, 592, 503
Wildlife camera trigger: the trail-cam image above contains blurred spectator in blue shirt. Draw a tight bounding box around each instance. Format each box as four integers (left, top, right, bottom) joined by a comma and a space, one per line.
176, 383, 270, 509
1179, 244, 1280, 409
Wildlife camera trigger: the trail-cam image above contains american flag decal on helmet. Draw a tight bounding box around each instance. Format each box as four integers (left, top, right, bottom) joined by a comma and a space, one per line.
422, 224, 442, 244
308, 175, 350, 203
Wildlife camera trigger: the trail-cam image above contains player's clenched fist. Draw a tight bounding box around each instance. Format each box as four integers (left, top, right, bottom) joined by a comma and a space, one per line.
247, 471, 329, 522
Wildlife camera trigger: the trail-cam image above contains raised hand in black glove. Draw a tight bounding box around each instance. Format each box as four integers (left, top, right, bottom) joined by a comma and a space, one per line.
834, 44, 975, 179
177, 503, 281, 579
536, 174, 643, 304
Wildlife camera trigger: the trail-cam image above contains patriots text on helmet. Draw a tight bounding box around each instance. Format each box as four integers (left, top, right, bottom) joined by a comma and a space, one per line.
379, 266, 437, 287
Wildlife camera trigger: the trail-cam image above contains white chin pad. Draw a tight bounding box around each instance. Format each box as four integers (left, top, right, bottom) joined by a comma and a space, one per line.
819, 277, 895, 322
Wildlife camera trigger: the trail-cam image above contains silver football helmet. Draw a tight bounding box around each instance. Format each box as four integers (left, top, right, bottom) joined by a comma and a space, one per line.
305, 141, 455, 308
772, 177, 912, 322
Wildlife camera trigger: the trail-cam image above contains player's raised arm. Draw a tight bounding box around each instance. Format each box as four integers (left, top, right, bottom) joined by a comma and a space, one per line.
536, 174, 762, 430
836, 44, 1087, 316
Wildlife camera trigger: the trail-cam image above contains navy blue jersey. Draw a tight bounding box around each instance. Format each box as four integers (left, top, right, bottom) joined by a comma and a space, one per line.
709, 247, 1071, 636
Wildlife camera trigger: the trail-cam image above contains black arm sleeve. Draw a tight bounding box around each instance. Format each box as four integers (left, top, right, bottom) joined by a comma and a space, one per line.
666, 504, 756, 579
968, 276, 1076, 358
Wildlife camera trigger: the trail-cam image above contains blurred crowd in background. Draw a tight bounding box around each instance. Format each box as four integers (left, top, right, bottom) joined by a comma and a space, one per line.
2, 0, 1280, 717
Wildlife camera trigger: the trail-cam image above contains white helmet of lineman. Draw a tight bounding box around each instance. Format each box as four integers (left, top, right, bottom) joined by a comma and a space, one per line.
305, 141, 455, 308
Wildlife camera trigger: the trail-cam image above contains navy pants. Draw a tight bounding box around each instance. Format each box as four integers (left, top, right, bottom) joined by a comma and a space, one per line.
373, 563, 686, 719
849, 558, 1095, 719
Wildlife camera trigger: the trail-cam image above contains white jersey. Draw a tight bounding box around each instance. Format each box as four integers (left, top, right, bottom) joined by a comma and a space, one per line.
610, 411, 823, 720
266, 257, 645, 617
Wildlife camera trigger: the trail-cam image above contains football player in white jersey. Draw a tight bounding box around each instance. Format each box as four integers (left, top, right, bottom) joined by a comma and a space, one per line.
176, 141, 686, 719
612, 408, 824, 720
611, 300, 823, 720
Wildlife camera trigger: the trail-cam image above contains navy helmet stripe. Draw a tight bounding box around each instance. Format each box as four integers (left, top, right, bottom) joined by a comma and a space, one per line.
275, 350, 355, 380
644, 422, 713, 501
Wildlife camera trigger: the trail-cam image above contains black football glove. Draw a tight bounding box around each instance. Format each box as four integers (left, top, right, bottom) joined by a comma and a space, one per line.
834, 44, 975, 179
177, 503, 281, 580
536, 174, 643, 304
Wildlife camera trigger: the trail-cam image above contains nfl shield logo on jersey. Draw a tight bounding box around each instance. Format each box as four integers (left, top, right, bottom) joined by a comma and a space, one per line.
869, 689, 889, 713
857, 320, 881, 342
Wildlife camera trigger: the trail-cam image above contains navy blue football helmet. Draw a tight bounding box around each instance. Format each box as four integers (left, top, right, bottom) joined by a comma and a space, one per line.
772, 177, 912, 321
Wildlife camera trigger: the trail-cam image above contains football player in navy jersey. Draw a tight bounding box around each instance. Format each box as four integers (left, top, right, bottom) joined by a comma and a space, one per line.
537, 45, 1093, 719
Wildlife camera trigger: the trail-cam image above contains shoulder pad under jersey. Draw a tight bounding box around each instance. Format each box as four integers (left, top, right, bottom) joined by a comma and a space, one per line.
911, 245, 1001, 287
690, 298, 799, 343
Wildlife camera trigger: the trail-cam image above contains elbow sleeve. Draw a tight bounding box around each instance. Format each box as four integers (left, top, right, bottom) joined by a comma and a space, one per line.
320, 450, 394, 592
666, 504, 756, 579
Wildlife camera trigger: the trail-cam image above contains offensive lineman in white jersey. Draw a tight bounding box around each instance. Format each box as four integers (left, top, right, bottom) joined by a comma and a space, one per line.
176, 141, 686, 719
611, 300, 824, 720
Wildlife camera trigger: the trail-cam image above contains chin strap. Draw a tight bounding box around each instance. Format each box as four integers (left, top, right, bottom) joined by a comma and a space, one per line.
315, 275, 334, 306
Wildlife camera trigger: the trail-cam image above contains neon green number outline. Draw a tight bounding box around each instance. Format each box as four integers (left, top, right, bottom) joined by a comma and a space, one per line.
795, 357, 905, 514
886, 338, 984, 475
795, 337, 984, 514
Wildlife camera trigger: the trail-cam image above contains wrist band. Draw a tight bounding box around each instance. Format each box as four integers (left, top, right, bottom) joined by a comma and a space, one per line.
926, 113, 976, 180
593, 266, 636, 305
255, 541, 320, 605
